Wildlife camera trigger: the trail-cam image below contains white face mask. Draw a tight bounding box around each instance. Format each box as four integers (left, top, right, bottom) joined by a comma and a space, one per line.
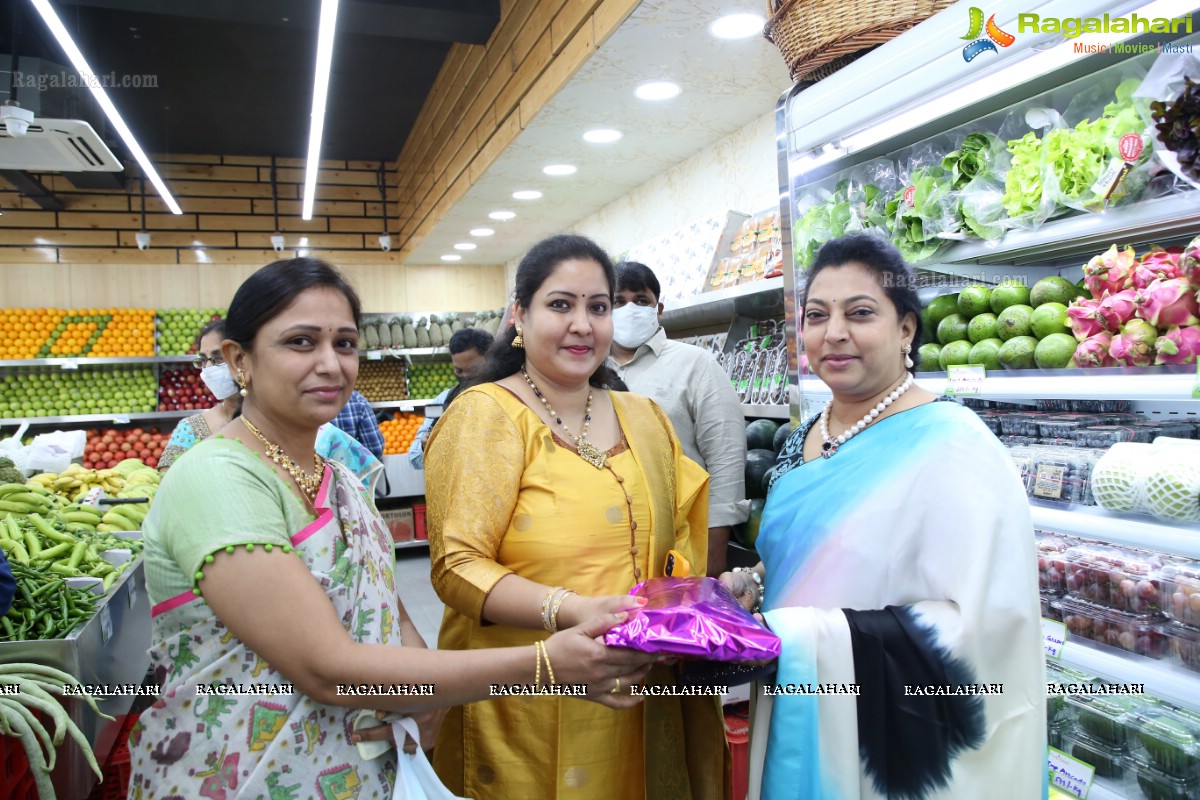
200, 364, 240, 401
611, 304, 660, 349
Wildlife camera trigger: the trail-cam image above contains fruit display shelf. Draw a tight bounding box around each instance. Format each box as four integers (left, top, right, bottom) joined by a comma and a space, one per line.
394, 540, 429, 551
797, 367, 1197, 402
742, 404, 790, 420
0, 356, 194, 368
359, 347, 450, 358
661, 276, 785, 332
1057, 636, 1200, 716
370, 399, 434, 412
0, 410, 191, 427
1031, 502, 1200, 561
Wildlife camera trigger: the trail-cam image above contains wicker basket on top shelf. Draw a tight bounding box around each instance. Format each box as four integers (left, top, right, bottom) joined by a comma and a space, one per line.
763, 0, 955, 85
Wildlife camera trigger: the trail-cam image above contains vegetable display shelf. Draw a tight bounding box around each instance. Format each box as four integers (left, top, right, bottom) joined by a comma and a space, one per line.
742, 404, 790, 420
369, 399, 434, 412
0, 560, 150, 800
661, 277, 784, 332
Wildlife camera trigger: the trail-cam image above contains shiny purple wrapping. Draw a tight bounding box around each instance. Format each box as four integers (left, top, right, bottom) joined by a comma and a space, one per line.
603, 577, 781, 661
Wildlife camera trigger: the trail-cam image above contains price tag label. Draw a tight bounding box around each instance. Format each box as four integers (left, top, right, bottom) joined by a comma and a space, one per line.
84, 487, 106, 506
367, 350, 383, 361
112, 414, 131, 424
1034, 464, 1066, 500
99, 603, 113, 646
1048, 746, 1094, 798
945, 365, 985, 396
61, 359, 79, 371
127, 573, 138, 610
1042, 618, 1067, 659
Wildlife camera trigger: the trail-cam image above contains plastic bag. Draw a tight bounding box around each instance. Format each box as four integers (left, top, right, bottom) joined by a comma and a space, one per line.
886, 140, 958, 262
604, 576, 782, 661
24, 430, 85, 475
789, 158, 898, 270
944, 131, 1008, 241
1136, 50, 1200, 191
389, 717, 469, 800
1046, 70, 1154, 212
997, 108, 1063, 231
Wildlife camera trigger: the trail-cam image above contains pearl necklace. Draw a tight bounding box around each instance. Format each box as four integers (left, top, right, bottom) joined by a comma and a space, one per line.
521, 368, 606, 469
819, 374, 914, 458
241, 417, 326, 499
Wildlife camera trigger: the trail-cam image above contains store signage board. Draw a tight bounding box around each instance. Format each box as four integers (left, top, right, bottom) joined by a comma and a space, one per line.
945, 365, 985, 396
1048, 746, 1094, 798
1042, 618, 1067, 659
367, 350, 383, 361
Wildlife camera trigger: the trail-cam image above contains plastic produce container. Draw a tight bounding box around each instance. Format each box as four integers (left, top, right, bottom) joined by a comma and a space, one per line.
1037, 532, 1076, 595
1046, 662, 1102, 726
1166, 622, 1200, 675
1042, 593, 1063, 621
1066, 693, 1146, 746
1001, 435, 1040, 447
1074, 426, 1155, 448
1061, 725, 1131, 781
1068, 399, 1132, 413
1054, 597, 1170, 659
1064, 543, 1168, 614
1128, 751, 1200, 800
1037, 420, 1091, 439
1160, 562, 1200, 628
1001, 413, 1049, 437
1131, 704, 1200, 779
1028, 446, 1101, 506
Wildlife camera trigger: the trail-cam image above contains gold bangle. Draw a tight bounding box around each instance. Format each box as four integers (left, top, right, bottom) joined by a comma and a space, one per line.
534, 641, 544, 689
541, 640, 556, 686
549, 588, 575, 632
541, 586, 563, 631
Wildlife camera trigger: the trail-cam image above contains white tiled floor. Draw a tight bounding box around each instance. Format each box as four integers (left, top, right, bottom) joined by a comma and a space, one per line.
394, 548, 445, 645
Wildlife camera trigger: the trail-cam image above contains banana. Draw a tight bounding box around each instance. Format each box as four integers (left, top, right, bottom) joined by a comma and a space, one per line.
0, 483, 30, 497
0, 500, 35, 514
29, 473, 57, 483
64, 522, 96, 534
64, 511, 103, 525
110, 505, 146, 524
22, 482, 50, 496
100, 512, 137, 532
79, 504, 105, 516
96, 523, 121, 533
97, 469, 119, 479
4, 492, 49, 507
62, 464, 83, 476
52, 476, 76, 490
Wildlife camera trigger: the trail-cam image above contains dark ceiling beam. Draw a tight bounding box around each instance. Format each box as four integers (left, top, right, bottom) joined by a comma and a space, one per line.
54, 0, 499, 44
0, 170, 65, 210
62, 170, 127, 190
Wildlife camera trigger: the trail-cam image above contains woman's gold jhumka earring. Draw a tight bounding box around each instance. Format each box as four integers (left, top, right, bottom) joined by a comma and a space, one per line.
512, 326, 525, 349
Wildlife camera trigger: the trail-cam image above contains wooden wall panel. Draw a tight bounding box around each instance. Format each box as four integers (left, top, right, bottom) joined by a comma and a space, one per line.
393, 0, 642, 253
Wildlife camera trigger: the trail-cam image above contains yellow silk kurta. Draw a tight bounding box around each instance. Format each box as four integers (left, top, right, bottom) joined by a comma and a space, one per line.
426, 384, 729, 800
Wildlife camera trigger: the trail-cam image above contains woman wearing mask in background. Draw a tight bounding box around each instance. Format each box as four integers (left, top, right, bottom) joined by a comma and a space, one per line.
159, 320, 385, 492
425, 234, 728, 800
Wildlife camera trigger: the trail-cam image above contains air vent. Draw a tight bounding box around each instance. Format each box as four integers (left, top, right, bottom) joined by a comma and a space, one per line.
0, 118, 121, 171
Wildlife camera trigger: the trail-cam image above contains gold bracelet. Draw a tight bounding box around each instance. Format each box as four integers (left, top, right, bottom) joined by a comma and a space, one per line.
540, 639, 556, 686
548, 588, 575, 632
534, 641, 544, 690
541, 586, 563, 631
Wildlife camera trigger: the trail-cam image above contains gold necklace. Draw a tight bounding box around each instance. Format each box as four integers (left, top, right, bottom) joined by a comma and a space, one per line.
521, 367, 606, 469
603, 462, 642, 583
241, 417, 326, 500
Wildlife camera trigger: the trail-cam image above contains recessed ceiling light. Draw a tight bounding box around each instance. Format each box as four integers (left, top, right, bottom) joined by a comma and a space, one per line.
543, 164, 577, 176
454, 242, 477, 251
441, 254, 462, 262
512, 190, 543, 200
635, 81, 681, 101
709, 13, 765, 39
470, 228, 495, 236
583, 128, 623, 144
488, 210, 516, 221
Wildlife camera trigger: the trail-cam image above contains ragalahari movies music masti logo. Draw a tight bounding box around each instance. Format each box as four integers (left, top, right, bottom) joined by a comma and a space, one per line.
961, 7, 1015, 62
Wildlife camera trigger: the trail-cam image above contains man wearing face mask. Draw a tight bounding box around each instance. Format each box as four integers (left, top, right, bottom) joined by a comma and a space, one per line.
407, 327, 494, 470
609, 261, 747, 576
158, 320, 385, 492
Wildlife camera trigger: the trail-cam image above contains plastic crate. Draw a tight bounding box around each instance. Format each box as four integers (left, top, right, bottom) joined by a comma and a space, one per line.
87, 713, 138, 800
380, 507, 414, 542
413, 503, 427, 540
724, 702, 749, 800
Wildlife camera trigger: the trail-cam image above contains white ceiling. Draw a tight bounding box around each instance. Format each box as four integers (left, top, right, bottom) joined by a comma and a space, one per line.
404, 0, 792, 266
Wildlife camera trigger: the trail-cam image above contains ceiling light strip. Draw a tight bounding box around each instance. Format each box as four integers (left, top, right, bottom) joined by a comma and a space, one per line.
30, 0, 182, 214
302, 0, 341, 221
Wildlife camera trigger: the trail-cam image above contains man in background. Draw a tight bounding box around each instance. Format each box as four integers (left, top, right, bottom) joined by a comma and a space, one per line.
609, 261, 747, 576
331, 390, 385, 460
407, 327, 493, 469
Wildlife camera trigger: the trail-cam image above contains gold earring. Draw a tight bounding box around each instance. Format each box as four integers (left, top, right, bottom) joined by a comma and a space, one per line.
512, 326, 525, 349
237, 368, 250, 397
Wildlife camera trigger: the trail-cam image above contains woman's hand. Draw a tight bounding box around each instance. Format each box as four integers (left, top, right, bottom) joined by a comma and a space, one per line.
545, 612, 656, 709
555, 592, 645, 630
350, 707, 447, 754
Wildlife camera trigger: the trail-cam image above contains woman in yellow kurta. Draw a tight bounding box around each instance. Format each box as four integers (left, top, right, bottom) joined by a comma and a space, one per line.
426, 234, 730, 800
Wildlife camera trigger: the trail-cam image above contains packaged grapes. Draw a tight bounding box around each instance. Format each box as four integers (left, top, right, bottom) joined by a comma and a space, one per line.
1159, 561, 1200, 627
1053, 596, 1170, 659
1037, 532, 1076, 595
1064, 543, 1168, 614
1166, 621, 1200, 676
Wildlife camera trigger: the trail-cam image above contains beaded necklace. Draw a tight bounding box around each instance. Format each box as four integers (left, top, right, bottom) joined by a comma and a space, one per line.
241, 417, 325, 500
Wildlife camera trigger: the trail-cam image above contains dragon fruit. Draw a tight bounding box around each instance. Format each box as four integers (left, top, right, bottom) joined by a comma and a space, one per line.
1083, 244, 1136, 299
1182, 234, 1200, 287
1096, 289, 1138, 333
1134, 278, 1200, 328
1071, 332, 1116, 368
1154, 325, 1200, 366
1109, 319, 1159, 366
1067, 298, 1106, 340
1128, 247, 1184, 290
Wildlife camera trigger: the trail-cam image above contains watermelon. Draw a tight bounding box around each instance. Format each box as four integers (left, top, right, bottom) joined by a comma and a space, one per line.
773, 422, 794, 452
745, 419, 779, 451
761, 465, 778, 496
745, 449, 777, 500
738, 498, 766, 548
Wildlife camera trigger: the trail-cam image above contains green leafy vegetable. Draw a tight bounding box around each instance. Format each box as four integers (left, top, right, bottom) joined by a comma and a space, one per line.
885, 165, 954, 262
792, 179, 889, 269
942, 132, 998, 188
943, 132, 1006, 240
1151, 76, 1200, 181
1002, 131, 1047, 219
